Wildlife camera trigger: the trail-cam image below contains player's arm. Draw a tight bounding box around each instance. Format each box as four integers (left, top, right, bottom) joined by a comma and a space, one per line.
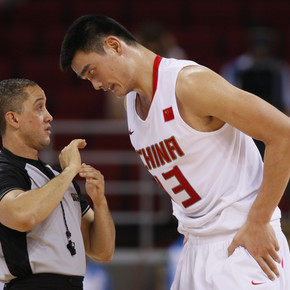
176, 65, 290, 280
80, 165, 115, 262
0, 139, 86, 232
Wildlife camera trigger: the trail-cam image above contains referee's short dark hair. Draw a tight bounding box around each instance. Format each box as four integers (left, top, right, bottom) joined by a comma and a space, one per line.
0, 78, 38, 136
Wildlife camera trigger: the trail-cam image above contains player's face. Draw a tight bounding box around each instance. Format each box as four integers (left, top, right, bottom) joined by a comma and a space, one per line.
17, 86, 53, 151
71, 49, 132, 98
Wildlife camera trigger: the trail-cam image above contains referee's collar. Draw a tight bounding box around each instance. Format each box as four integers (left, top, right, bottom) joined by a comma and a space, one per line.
1, 146, 41, 165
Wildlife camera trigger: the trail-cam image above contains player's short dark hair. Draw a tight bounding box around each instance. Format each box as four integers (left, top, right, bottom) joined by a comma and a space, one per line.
60, 14, 138, 71
0, 78, 38, 136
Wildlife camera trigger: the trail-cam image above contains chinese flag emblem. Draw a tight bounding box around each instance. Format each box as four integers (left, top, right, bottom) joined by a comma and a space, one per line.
163, 107, 174, 122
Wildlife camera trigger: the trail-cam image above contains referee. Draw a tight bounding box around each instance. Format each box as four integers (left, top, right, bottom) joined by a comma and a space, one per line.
0, 79, 115, 289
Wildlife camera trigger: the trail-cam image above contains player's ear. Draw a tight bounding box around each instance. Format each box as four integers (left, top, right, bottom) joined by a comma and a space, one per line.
5, 111, 20, 129
105, 36, 122, 54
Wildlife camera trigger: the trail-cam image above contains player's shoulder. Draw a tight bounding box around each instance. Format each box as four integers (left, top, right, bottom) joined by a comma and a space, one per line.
176, 65, 211, 99
177, 64, 226, 99
175, 64, 226, 121
178, 64, 211, 81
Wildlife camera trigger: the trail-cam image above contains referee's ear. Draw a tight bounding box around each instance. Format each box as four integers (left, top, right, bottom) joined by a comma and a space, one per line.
5, 111, 20, 130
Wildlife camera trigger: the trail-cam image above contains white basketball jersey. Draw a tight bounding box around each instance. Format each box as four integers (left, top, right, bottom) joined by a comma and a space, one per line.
126, 56, 280, 237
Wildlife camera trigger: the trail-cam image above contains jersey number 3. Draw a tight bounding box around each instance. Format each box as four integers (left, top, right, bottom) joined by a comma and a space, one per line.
154, 166, 201, 208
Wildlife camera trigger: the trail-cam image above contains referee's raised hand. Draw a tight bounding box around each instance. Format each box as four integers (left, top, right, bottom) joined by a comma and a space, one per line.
59, 139, 87, 175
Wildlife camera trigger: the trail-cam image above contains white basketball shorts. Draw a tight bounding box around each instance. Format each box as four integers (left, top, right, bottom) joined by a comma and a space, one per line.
171, 222, 290, 290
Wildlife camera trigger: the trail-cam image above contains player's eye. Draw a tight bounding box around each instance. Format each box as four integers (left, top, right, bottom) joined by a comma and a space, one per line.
89, 69, 94, 76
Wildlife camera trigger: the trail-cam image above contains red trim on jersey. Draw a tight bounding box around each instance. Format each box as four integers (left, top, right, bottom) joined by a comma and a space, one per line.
134, 55, 162, 113
152, 55, 162, 101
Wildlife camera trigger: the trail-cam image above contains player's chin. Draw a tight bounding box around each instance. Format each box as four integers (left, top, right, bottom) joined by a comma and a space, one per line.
112, 91, 124, 99
112, 86, 126, 98
116, 93, 126, 99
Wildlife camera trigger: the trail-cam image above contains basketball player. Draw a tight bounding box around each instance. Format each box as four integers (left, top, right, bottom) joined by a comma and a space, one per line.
59, 15, 290, 289
0, 78, 115, 289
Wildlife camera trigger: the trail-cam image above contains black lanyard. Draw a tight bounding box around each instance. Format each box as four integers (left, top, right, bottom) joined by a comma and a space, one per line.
39, 161, 76, 256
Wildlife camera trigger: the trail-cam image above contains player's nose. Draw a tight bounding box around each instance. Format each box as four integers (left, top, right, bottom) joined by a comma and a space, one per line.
91, 80, 103, 90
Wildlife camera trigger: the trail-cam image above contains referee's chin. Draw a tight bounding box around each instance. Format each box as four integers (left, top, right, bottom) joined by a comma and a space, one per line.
38, 137, 51, 151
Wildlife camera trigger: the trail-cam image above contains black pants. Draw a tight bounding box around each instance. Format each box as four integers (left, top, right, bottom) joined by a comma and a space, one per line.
4, 273, 84, 290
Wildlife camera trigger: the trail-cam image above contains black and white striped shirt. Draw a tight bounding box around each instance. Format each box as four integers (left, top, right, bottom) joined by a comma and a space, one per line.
0, 147, 90, 283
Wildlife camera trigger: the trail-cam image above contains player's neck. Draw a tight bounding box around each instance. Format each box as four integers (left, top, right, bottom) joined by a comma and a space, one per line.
131, 47, 156, 99
135, 93, 152, 120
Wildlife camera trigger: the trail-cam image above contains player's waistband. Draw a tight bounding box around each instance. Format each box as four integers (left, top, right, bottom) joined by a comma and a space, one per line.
186, 231, 236, 245
186, 218, 281, 245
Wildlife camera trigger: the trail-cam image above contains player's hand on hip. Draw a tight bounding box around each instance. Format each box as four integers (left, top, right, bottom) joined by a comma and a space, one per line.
59, 139, 87, 173
227, 221, 281, 281
79, 164, 105, 206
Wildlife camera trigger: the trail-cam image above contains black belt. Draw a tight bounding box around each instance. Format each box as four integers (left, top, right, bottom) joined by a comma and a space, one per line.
4, 273, 84, 290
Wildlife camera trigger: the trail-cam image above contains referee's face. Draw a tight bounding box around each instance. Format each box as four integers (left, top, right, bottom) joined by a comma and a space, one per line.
17, 86, 53, 152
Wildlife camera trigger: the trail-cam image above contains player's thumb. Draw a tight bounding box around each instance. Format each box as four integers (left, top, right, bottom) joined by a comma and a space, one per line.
227, 240, 238, 257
